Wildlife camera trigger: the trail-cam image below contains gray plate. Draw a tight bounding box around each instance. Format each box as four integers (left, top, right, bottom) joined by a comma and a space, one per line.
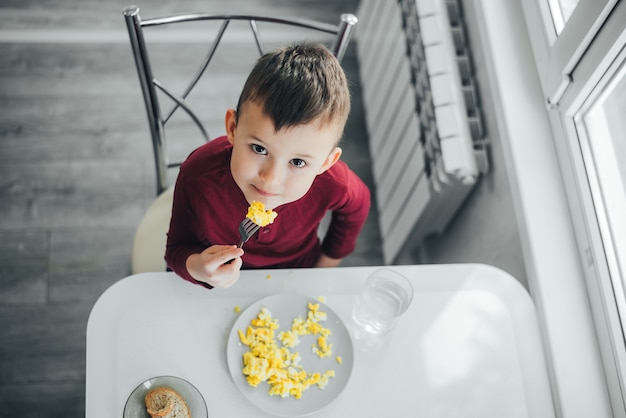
227, 294, 354, 417
123, 375, 208, 418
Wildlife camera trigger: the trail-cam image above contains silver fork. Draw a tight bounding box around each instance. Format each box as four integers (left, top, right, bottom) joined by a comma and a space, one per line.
237, 218, 261, 248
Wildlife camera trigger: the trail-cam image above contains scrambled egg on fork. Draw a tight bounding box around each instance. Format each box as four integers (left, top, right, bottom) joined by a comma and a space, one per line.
237, 302, 337, 399
246, 201, 278, 227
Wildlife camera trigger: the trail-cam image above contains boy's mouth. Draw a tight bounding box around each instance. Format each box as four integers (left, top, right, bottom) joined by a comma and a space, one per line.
252, 185, 279, 198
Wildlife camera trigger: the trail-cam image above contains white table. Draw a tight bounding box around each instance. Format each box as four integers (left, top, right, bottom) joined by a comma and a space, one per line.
86, 264, 555, 417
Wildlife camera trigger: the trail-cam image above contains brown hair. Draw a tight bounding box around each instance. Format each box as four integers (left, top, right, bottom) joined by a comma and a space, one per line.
235, 43, 351, 133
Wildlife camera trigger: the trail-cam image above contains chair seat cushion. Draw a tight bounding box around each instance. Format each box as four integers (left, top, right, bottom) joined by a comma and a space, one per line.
131, 185, 174, 273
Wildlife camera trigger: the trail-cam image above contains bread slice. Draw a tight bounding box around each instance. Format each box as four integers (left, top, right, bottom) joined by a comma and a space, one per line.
145, 387, 191, 418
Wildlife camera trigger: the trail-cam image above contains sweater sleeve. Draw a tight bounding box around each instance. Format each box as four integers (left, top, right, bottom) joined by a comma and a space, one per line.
320, 164, 371, 259
165, 175, 213, 289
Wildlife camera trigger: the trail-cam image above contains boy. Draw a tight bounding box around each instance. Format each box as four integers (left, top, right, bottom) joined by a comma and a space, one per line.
165, 43, 370, 289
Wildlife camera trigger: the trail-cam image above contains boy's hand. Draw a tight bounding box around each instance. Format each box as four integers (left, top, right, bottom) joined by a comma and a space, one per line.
314, 253, 342, 268
186, 245, 244, 288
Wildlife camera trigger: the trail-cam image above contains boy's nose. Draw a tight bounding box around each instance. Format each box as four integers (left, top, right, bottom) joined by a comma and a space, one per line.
259, 161, 282, 187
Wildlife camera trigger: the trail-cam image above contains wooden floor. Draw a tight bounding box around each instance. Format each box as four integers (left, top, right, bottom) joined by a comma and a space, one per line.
0, 1, 383, 416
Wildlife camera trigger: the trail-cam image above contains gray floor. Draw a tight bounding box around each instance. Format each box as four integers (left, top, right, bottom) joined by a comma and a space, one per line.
0, 1, 383, 416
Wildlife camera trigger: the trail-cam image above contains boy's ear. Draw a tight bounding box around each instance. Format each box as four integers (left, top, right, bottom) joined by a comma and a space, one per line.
318, 147, 343, 174
225, 108, 237, 145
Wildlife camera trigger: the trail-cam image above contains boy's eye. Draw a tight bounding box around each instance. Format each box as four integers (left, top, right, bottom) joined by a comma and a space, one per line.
290, 158, 307, 168
251, 144, 267, 155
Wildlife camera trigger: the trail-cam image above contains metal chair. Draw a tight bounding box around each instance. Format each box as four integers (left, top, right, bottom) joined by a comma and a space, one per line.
123, 6, 358, 273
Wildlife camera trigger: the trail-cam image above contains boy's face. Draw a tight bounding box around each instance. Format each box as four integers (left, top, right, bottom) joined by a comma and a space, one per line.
225, 101, 343, 210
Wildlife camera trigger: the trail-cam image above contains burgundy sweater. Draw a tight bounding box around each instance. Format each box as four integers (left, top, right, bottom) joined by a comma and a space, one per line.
165, 136, 371, 287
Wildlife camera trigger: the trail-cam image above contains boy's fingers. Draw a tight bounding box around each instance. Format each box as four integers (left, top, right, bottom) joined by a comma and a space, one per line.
221, 247, 244, 265
221, 274, 239, 288
213, 262, 241, 288
206, 244, 237, 255
228, 255, 243, 269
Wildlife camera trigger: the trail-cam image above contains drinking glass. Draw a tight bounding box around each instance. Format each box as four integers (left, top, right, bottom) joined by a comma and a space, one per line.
350, 268, 414, 351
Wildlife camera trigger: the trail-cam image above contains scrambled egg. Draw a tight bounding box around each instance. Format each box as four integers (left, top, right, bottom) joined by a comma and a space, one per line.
246, 201, 278, 227
238, 303, 337, 399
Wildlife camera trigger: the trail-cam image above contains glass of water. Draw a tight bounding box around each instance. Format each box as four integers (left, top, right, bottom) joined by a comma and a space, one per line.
350, 268, 414, 351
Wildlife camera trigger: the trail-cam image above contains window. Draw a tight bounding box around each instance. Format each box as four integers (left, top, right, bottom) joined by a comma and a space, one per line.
579, 62, 626, 292
572, 48, 626, 414
522, 0, 626, 413
548, 0, 580, 34
523, 0, 618, 106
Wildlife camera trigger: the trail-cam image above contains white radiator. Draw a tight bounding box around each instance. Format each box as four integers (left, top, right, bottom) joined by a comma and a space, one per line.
356, 0, 487, 263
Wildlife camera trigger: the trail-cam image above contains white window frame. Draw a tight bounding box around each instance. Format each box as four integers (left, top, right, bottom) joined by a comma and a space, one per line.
522, 0, 626, 414
522, 0, 619, 106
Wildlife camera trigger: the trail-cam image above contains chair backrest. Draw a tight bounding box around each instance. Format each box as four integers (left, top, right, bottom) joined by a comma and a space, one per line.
123, 6, 358, 195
